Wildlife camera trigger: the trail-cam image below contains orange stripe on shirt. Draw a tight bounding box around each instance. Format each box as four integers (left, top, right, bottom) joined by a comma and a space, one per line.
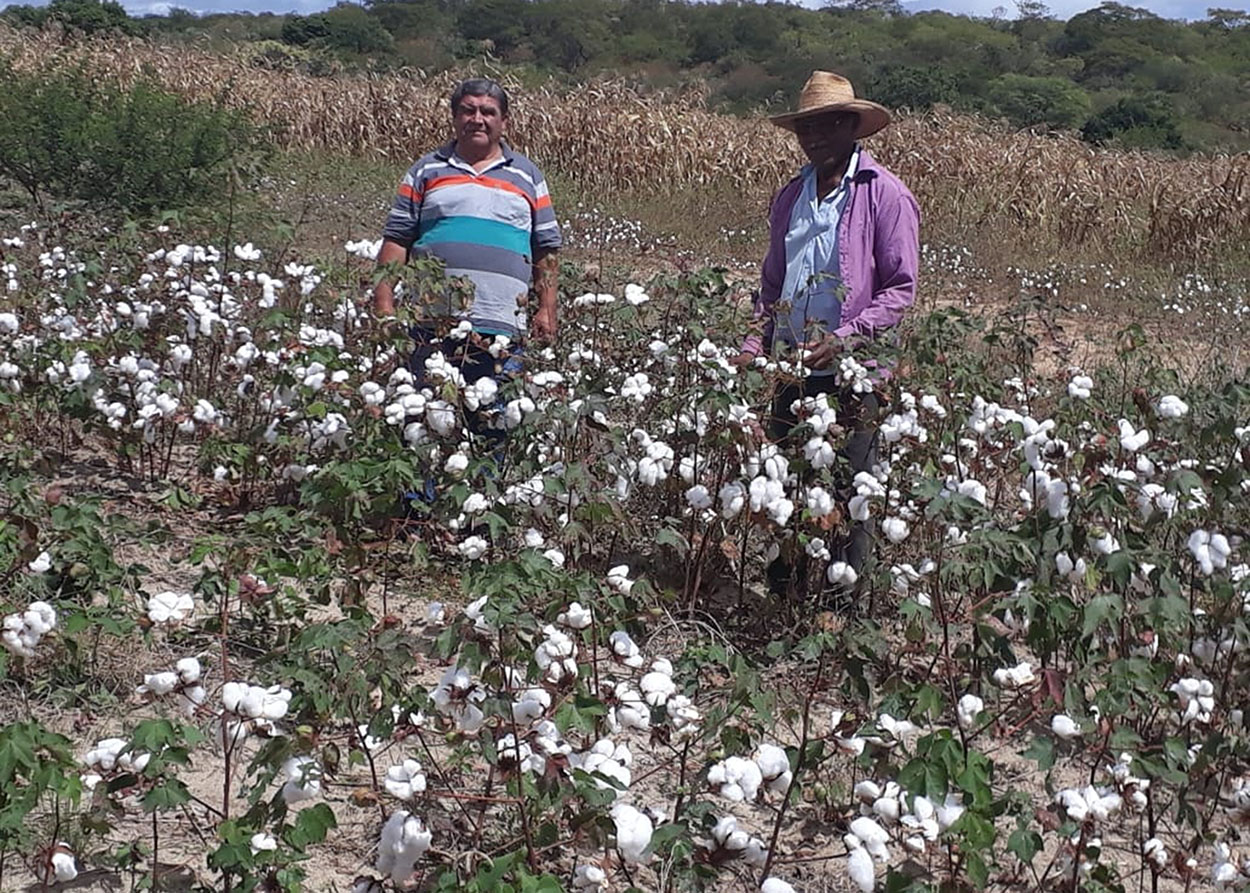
425, 174, 537, 211
398, 183, 422, 202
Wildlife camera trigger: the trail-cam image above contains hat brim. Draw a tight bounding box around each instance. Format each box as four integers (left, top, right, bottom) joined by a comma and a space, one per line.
769, 100, 892, 139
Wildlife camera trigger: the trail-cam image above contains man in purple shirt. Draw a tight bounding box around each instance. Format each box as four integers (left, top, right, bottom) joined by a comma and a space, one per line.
734, 71, 921, 604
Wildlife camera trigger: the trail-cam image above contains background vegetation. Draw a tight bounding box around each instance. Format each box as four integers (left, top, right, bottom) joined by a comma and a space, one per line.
4, 0, 1249, 153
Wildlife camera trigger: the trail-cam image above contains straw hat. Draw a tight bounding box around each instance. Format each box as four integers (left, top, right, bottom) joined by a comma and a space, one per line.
769, 71, 891, 139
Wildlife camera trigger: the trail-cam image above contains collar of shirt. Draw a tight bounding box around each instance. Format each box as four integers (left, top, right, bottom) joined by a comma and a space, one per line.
802, 144, 860, 208
437, 139, 515, 174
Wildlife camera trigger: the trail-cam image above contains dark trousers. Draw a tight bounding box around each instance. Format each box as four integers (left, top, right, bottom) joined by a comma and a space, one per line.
401, 328, 522, 509
766, 378, 882, 600
408, 326, 523, 445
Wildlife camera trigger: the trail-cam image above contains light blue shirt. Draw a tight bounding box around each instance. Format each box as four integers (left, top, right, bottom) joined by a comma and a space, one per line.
776, 147, 860, 351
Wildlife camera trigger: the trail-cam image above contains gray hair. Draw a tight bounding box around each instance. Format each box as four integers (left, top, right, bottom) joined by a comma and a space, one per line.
449, 78, 510, 118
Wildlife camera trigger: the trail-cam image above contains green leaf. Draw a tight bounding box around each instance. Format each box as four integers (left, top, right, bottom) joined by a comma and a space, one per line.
898, 756, 947, 800
1008, 827, 1042, 863
286, 803, 337, 849
645, 821, 687, 855
965, 851, 990, 888
141, 778, 191, 812
1021, 735, 1055, 771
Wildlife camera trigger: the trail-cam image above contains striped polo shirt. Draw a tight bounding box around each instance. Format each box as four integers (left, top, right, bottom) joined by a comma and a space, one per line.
382, 140, 562, 336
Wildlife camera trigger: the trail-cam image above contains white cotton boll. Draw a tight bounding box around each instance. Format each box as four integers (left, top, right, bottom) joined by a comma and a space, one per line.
1067, 374, 1093, 399
957, 694, 984, 730
1143, 837, 1167, 870
936, 793, 965, 831
849, 817, 891, 862
881, 517, 909, 543
140, 671, 179, 696
542, 548, 566, 568
624, 283, 650, 305
1051, 714, 1082, 740
250, 832, 278, 854
425, 400, 457, 437
573, 864, 608, 889
376, 810, 432, 884
444, 451, 469, 476
49, 847, 78, 883
512, 687, 552, 724
667, 695, 701, 740
28, 551, 52, 573
1117, 419, 1151, 453
458, 536, 488, 560
641, 671, 676, 707
686, 484, 714, 511
611, 803, 653, 863
464, 596, 493, 635
755, 743, 792, 793
807, 486, 835, 518
281, 756, 321, 804
558, 602, 592, 629
606, 565, 634, 595
873, 796, 901, 823
260, 686, 291, 720
147, 591, 194, 624
993, 662, 1036, 689
854, 780, 882, 803
848, 495, 872, 522
384, 759, 427, 800
761, 879, 798, 893
609, 630, 646, 668
826, 562, 859, 588
847, 845, 876, 892
221, 681, 244, 713
462, 492, 489, 514
1155, 395, 1188, 418
709, 756, 763, 802
176, 657, 202, 684
1090, 530, 1120, 555
720, 481, 747, 519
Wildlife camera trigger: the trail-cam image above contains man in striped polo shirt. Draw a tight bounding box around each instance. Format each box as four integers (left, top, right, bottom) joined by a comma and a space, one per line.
373, 78, 562, 361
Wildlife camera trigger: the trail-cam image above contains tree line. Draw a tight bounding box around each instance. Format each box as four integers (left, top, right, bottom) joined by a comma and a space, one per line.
4, 0, 1249, 152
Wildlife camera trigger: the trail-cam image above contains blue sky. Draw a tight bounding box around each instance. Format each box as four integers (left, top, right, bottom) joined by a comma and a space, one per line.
7, 0, 1243, 22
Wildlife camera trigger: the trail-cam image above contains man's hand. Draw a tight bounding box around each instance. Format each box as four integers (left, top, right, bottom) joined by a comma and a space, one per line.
800, 334, 841, 370
531, 303, 557, 342
372, 239, 410, 318
730, 351, 757, 368
530, 248, 559, 343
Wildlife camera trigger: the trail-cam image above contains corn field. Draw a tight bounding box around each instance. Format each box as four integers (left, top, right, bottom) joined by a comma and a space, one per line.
2, 25, 1248, 264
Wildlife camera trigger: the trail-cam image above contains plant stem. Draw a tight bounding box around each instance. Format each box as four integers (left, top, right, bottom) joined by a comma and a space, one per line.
759, 650, 825, 884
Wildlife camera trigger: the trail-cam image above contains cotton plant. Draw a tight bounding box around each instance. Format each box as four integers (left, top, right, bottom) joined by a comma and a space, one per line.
1, 600, 57, 658
135, 657, 207, 717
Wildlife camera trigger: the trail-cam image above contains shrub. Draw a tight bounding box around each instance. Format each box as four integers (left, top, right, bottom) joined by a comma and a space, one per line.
0, 63, 265, 212
987, 73, 1091, 130
1081, 93, 1187, 150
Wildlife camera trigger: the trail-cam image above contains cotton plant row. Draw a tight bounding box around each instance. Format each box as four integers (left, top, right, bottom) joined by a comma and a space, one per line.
3, 223, 1250, 890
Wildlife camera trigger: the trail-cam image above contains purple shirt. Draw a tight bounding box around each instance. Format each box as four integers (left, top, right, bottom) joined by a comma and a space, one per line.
742, 147, 920, 359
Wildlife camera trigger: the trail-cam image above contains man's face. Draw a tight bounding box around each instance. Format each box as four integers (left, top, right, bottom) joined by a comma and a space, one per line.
453, 93, 506, 153
794, 112, 858, 168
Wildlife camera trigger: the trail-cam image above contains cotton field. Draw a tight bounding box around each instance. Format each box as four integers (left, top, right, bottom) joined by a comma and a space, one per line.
1, 218, 1248, 892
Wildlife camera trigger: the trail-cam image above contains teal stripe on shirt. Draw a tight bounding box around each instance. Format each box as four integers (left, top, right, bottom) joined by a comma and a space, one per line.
417, 217, 531, 258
